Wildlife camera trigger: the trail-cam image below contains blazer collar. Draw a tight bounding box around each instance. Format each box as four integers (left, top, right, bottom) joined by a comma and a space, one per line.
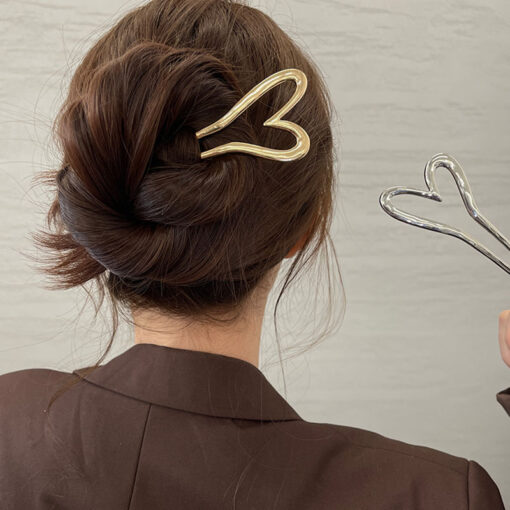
73, 343, 302, 422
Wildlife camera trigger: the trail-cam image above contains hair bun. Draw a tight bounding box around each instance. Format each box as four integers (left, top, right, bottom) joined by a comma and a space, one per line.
53, 42, 261, 281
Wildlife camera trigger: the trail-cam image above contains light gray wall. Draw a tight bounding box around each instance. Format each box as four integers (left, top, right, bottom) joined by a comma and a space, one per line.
1, 0, 509, 504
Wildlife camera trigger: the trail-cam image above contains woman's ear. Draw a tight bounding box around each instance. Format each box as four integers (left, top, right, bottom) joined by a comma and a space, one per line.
285, 213, 319, 259
284, 231, 309, 259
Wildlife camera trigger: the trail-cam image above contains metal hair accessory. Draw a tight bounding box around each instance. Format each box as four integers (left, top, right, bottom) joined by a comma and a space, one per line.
379, 153, 510, 275
195, 68, 310, 162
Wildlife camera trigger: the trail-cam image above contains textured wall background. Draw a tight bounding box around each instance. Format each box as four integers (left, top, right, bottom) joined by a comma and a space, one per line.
1, 0, 509, 504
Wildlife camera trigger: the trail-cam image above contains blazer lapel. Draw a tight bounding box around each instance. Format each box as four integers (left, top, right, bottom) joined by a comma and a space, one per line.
73, 343, 302, 422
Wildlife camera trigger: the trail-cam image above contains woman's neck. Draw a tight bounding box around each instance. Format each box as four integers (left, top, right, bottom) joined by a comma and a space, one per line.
132, 307, 264, 367
131, 263, 280, 368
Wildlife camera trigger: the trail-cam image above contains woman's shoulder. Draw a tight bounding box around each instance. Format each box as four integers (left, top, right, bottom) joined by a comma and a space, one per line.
276, 416, 467, 474
297, 417, 468, 472
273, 418, 504, 508
0, 366, 73, 387
0, 367, 74, 409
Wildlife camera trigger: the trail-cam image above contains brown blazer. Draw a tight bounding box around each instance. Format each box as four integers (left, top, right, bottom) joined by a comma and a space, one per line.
0, 342, 508, 509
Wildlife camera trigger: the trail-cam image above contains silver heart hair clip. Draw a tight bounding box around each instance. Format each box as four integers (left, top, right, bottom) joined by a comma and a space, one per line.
379, 153, 510, 274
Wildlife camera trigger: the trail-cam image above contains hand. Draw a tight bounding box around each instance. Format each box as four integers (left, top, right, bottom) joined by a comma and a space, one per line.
498, 310, 510, 367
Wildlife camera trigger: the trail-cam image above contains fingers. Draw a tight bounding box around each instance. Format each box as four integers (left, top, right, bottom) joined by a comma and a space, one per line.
498, 310, 510, 367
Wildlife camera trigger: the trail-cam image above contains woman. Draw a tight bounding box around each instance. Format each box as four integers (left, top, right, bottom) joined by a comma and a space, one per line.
0, 0, 508, 508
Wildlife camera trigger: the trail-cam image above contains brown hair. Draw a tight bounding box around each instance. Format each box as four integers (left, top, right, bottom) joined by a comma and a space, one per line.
26, 0, 345, 410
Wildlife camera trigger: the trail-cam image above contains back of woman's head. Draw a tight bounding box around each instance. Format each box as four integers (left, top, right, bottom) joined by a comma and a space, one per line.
29, 0, 344, 401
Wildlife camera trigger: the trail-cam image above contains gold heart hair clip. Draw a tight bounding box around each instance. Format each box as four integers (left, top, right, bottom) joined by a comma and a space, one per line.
379, 153, 510, 274
195, 68, 310, 162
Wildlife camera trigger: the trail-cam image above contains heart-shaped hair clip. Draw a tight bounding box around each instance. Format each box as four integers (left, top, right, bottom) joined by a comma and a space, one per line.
379, 153, 510, 274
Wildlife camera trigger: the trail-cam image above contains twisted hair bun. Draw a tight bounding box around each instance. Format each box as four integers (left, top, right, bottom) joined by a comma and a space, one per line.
55, 42, 261, 285
30, 0, 340, 327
